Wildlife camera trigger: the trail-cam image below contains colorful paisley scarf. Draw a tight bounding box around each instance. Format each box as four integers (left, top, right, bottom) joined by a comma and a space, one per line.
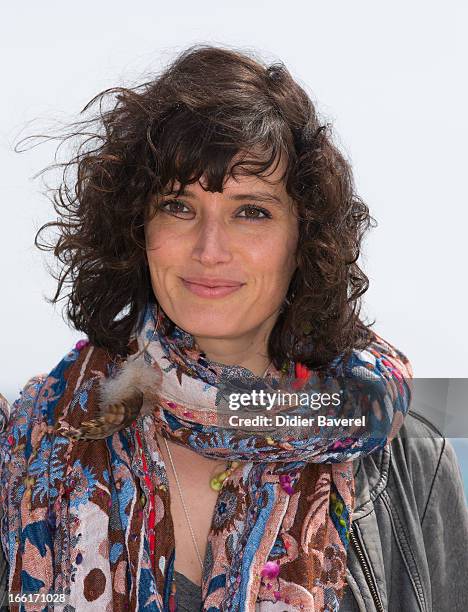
0, 301, 413, 611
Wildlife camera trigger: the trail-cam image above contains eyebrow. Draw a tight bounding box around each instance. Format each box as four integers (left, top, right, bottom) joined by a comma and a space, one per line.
165, 187, 284, 206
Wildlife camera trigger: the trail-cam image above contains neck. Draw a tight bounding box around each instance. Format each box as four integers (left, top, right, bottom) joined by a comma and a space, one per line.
193, 331, 272, 378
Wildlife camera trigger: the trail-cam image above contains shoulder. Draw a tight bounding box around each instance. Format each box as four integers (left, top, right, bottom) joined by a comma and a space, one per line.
389, 408, 447, 489
0, 339, 136, 447
0, 374, 48, 434
0, 344, 95, 503
391, 408, 445, 460
0, 342, 93, 447
354, 409, 463, 522
390, 409, 464, 521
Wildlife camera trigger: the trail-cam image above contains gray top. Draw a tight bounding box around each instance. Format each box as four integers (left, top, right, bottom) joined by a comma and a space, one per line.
174, 570, 202, 611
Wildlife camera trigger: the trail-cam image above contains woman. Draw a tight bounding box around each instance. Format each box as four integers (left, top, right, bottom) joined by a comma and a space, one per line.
0, 44, 466, 612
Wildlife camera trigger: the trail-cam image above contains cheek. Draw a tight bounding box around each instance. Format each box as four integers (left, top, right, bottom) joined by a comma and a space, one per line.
248, 227, 298, 279
145, 225, 177, 296
145, 220, 186, 266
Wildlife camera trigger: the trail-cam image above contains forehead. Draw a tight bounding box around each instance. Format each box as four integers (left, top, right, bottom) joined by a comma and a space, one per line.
169, 151, 289, 195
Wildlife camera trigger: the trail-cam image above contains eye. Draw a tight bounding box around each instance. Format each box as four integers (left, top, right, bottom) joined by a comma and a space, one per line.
157, 199, 192, 217
237, 205, 272, 221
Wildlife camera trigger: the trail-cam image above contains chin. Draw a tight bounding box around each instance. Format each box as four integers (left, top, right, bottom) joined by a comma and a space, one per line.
171, 309, 247, 339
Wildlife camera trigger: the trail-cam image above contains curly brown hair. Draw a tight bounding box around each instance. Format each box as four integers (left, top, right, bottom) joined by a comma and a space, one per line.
23, 44, 377, 369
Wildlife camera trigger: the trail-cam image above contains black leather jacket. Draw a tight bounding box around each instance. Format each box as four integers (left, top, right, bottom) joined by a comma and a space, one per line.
1, 409, 467, 611
340, 408, 468, 612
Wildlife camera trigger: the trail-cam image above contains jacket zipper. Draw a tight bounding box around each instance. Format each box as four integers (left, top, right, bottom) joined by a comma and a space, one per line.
349, 525, 385, 612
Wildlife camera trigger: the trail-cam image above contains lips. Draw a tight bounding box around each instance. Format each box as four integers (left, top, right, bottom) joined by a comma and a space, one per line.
181, 277, 244, 288
180, 277, 245, 299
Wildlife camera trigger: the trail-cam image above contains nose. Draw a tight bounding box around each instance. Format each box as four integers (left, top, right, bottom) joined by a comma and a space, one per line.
191, 217, 232, 266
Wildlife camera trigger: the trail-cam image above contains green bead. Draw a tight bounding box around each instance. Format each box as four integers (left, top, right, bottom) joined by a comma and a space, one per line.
339, 518, 346, 527
210, 477, 222, 491
335, 502, 343, 516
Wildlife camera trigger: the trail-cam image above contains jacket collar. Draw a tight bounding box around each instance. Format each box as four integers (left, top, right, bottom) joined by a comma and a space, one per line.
352, 443, 391, 520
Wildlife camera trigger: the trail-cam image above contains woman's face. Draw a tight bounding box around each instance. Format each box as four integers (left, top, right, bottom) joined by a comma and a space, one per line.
144, 156, 299, 345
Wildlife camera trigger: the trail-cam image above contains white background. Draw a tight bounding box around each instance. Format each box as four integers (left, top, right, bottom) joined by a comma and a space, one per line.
1, 1, 467, 492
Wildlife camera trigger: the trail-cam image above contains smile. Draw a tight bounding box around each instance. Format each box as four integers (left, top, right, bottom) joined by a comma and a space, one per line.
180, 278, 245, 299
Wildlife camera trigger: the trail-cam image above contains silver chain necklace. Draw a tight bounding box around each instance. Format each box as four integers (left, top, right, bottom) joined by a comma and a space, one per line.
163, 435, 205, 571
